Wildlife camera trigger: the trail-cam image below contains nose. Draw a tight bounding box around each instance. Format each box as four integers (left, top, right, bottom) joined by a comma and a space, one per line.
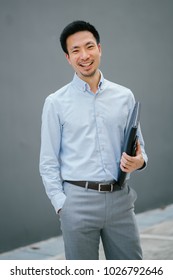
80, 49, 89, 60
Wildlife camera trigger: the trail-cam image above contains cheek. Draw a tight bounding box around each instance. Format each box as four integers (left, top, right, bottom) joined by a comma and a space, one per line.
66, 54, 76, 66
69, 57, 78, 66
69, 60, 79, 72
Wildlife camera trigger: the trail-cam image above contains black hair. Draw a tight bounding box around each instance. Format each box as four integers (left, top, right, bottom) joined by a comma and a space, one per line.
60, 20, 100, 54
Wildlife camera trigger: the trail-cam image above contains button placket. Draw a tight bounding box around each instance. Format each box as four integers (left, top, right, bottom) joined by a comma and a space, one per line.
94, 97, 108, 174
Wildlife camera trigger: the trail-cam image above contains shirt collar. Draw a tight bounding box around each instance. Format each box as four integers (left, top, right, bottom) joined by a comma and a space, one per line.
72, 71, 104, 92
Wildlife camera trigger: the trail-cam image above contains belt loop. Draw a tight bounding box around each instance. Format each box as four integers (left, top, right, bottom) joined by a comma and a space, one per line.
85, 181, 89, 189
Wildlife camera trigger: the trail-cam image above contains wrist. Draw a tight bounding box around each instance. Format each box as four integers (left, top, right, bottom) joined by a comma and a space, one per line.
138, 157, 145, 170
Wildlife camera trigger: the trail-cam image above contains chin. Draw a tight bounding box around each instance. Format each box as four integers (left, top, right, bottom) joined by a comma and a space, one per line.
81, 69, 97, 78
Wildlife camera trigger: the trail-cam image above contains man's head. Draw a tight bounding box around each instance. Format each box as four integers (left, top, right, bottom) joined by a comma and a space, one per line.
60, 21, 102, 82
60, 20, 100, 55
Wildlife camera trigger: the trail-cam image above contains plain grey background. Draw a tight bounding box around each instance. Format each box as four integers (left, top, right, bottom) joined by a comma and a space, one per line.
0, 0, 173, 253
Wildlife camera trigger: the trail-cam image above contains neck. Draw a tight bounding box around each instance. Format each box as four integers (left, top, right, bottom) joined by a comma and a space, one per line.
80, 70, 101, 93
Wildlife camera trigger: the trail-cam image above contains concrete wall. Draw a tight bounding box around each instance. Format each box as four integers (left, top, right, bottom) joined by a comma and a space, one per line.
0, 0, 173, 253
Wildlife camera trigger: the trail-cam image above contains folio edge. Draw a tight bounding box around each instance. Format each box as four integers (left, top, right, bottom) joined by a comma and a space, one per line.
117, 101, 141, 187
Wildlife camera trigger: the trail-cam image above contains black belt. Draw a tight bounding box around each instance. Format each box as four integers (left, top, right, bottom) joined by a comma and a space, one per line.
65, 180, 124, 192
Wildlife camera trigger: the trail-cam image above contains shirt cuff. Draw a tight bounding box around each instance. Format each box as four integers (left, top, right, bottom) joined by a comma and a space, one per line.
51, 192, 66, 213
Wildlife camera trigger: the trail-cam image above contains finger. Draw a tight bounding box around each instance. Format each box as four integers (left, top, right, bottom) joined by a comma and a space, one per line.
122, 152, 134, 163
120, 163, 131, 172
136, 140, 142, 155
121, 157, 131, 169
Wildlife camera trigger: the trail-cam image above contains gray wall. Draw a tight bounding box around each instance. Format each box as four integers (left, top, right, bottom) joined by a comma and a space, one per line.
0, 0, 173, 253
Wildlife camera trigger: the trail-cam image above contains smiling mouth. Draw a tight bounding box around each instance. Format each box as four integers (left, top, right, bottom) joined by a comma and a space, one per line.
79, 61, 93, 67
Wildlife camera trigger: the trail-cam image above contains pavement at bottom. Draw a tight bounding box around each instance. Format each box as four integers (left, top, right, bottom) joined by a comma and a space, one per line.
0, 204, 173, 260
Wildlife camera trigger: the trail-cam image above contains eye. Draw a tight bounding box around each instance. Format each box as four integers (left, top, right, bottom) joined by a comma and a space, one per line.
71, 48, 79, 54
87, 45, 94, 49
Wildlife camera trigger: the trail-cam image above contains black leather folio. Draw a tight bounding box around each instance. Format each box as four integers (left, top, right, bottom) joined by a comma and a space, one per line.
118, 101, 141, 187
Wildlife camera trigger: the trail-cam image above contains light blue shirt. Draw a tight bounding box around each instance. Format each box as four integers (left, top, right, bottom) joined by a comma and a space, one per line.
39, 72, 148, 212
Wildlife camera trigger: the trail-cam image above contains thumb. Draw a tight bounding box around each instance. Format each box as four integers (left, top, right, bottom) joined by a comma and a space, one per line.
136, 140, 142, 155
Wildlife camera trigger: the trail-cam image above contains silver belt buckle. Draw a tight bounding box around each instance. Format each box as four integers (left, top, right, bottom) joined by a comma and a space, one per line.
98, 182, 114, 192
85, 181, 89, 189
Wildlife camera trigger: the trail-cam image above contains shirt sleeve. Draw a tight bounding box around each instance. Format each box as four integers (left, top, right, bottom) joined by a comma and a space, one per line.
126, 91, 148, 171
137, 123, 148, 170
39, 96, 66, 213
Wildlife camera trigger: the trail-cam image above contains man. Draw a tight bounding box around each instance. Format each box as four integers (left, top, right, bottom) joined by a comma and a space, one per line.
39, 20, 148, 260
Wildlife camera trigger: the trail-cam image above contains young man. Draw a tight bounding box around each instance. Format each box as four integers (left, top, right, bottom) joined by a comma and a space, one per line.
39, 20, 148, 260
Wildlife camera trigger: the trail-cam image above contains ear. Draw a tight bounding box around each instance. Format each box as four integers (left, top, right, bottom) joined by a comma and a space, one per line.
65, 53, 71, 65
98, 43, 102, 56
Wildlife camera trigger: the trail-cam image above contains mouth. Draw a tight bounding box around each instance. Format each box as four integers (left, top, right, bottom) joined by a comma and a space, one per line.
79, 61, 93, 68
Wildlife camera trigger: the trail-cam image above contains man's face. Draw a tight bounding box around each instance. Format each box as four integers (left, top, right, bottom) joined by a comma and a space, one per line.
65, 31, 102, 80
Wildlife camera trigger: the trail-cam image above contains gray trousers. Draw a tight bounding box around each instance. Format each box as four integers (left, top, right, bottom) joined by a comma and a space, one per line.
59, 181, 142, 260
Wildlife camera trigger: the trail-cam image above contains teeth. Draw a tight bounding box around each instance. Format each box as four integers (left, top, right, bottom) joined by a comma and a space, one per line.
80, 62, 92, 67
